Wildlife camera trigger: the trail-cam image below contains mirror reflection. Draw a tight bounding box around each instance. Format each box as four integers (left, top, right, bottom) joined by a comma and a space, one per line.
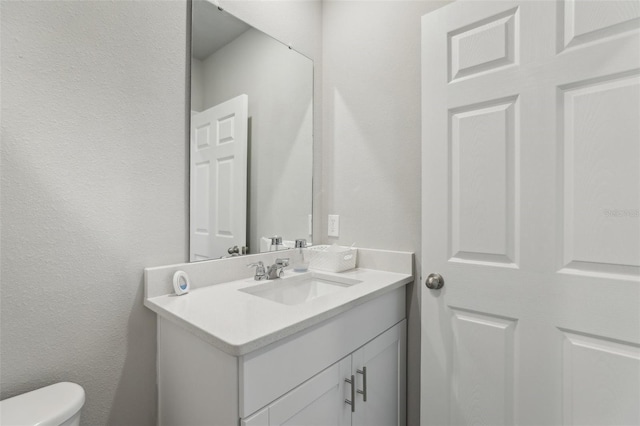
190, 1, 314, 261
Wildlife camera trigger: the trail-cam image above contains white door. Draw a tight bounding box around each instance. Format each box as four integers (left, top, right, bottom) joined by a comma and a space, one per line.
190, 94, 248, 261
421, 1, 639, 425
353, 320, 406, 426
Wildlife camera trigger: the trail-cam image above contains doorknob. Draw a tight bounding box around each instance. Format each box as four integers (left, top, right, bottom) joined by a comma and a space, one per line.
228, 246, 248, 255
425, 273, 444, 289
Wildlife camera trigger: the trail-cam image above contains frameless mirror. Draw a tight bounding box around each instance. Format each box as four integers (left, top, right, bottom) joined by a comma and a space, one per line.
189, 0, 314, 261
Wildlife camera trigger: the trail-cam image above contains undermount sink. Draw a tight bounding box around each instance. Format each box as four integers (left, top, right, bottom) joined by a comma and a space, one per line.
239, 272, 363, 306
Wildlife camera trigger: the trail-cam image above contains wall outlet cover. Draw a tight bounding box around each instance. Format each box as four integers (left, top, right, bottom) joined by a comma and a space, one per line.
328, 214, 339, 237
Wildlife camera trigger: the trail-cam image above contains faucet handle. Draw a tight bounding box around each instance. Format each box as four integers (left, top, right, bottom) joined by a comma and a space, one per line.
247, 261, 266, 280
268, 258, 290, 279
275, 258, 289, 267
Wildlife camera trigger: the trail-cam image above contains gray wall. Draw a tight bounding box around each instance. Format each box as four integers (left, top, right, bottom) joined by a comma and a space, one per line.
321, 1, 450, 424
0, 1, 188, 425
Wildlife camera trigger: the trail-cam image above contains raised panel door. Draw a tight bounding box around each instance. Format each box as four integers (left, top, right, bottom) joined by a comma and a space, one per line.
421, 1, 639, 424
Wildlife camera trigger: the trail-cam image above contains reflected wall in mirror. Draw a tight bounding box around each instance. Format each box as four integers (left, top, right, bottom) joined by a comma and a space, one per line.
190, 0, 314, 261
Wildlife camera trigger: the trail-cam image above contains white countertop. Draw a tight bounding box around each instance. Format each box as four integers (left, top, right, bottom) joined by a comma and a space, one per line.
144, 267, 412, 356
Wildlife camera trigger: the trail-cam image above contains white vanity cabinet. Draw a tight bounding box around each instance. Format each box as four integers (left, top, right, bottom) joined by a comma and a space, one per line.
156, 286, 407, 426
243, 320, 406, 426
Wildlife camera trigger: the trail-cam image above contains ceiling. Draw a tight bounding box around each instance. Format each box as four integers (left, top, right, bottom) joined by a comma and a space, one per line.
191, 1, 251, 60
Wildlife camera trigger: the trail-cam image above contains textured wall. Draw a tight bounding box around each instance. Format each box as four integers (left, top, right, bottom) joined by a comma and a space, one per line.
0, 1, 188, 425
1, 1, 322, 425
321, 1, 450, 423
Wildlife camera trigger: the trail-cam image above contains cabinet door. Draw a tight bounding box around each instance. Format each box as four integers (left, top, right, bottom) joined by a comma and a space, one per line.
242, 407, 268, 426
266, 357, 351, 426
352, 320, 407, 426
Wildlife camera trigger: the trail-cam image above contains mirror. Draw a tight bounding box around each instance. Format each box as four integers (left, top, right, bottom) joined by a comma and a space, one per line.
189, 0, 314, 261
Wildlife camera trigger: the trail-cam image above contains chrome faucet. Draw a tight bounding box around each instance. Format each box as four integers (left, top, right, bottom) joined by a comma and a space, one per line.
247, 258, 289, 280
247, 261, 267, 281
267, 258, 289, 279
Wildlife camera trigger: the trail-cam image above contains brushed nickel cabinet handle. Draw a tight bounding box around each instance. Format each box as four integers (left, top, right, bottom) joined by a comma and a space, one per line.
356, 367, 367, 401
344, 375, 355, 412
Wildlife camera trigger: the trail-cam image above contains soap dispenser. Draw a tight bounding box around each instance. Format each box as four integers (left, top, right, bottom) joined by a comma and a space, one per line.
292, 239, 309, 272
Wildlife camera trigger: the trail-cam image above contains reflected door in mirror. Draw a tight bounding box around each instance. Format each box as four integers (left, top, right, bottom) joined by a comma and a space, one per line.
190, 94, 248, 261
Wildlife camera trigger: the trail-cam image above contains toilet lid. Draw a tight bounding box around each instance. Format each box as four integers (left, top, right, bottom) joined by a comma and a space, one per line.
0, 382, 85, 426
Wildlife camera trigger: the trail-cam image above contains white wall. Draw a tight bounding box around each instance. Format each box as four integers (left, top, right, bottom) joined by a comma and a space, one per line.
199, 28, 313, 253
0, 2, 187, 425
322, 1, 450, 423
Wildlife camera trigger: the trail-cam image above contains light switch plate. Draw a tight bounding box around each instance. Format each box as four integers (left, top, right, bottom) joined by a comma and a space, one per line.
328, 215, 339, 237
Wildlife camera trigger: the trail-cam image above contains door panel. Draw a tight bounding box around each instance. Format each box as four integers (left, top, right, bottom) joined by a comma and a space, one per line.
449, 7, 518, 83
421, 1, 640, 425
559, 72, 640, 277
449, 309, 517, 426
559, 0, 640, 51
561, 329, 640, 425
449, 96, 519, 267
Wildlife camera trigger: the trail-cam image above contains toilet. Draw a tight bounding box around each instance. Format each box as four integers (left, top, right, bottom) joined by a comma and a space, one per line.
0, 382, 85, 426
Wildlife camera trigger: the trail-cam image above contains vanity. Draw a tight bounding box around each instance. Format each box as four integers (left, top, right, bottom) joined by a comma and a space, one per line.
151, 2, 412, 423
144, 248, 413, 426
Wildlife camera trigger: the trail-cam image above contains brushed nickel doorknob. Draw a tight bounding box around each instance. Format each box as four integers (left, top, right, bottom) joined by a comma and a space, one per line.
425, 273, 444, 290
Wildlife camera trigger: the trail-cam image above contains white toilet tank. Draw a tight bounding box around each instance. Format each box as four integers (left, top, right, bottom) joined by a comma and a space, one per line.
0, 382, 85, 426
